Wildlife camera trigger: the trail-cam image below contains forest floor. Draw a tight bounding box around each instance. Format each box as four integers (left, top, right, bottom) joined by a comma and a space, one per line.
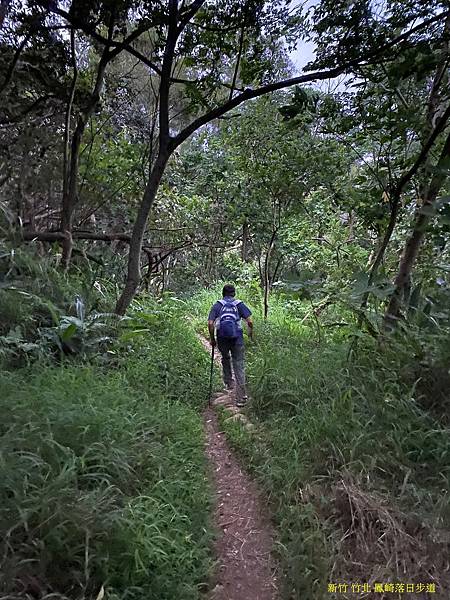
199, 336, 279, 600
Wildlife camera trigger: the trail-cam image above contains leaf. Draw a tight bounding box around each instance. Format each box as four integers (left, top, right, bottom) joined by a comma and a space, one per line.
95, 585, 105, 600
60, 323, 77, 342
368, 284, 395, 300
84, 336, 112, 346
120, 328, 151, 342
59, 316, 84, 328
408, 283, 422, 311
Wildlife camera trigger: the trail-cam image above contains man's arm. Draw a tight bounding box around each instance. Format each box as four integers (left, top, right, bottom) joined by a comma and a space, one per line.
238, 301, 253, 340
208, 320, 216, 346
207, 303, 218, 347
245, 316, 253, 340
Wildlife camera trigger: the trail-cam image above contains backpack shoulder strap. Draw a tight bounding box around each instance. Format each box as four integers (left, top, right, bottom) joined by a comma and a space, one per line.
216, 299, 228, 318
232, 299, 242, 306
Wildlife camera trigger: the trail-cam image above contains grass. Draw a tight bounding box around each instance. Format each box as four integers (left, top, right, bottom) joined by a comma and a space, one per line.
2, 269, 449, 599
0, 246, 119, 367
0, 304, 214, 600
187, 286, 450, 599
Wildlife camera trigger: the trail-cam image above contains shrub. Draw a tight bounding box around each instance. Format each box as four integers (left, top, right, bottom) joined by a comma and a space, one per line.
200, 290, 450, 598
0, 311, 213, 600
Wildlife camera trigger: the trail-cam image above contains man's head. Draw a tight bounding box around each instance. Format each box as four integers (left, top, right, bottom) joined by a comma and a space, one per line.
222, 284, 236, 297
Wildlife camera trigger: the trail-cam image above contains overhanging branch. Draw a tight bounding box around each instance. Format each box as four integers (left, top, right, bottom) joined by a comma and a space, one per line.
171, 9, 450, 150
22, 230, 133, 243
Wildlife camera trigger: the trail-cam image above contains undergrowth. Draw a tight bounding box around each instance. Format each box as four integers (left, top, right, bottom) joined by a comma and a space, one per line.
0, 246, 118, 366
0, 302, 213, 600
2, 253, 449, 600
188, 286, 450, 600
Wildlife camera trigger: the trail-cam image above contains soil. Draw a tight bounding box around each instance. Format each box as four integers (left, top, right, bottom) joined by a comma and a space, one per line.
199, 335, 279, 600
204, 407, 278, 600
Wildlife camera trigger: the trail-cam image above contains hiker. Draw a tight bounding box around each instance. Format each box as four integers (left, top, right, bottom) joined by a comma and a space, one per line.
208, 284, 253, 408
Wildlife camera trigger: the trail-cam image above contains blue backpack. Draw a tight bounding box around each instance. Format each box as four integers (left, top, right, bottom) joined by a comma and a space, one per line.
216, 299, 242, 339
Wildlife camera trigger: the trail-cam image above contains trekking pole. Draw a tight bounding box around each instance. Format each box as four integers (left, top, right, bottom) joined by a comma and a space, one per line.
208, 344, 215, 406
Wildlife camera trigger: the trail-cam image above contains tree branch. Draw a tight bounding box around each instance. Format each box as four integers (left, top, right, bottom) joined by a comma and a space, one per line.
393, 101, 450, 197
171, 9, 450, 149
20, 229, 195, 252
22, 230, 133, 243
62, 28, 78, 203
229, 4, 247, 102
49, 6, 162, 75
159, 0, 179, 142
0, 94, 56, 124
178, 0, 205, 33
0, 32, 31, 94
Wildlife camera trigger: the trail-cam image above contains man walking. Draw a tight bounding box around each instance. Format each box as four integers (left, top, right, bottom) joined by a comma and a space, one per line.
208, 284, 253, 408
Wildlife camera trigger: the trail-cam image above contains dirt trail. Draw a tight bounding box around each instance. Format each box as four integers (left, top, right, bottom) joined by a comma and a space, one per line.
198, 335, 279, 600
204, 406, 278, 600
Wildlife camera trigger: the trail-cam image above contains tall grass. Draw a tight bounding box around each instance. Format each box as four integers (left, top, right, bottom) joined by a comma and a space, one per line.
187, 287, 450, 599
0, 305, 213, 599
0, 246, 119, 366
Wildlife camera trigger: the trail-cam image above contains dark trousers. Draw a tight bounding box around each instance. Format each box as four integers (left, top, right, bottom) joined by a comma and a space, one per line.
217, 338, 247, 400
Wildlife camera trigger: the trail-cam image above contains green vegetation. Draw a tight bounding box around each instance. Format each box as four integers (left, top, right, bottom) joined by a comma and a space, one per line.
2, 1, 450, 598
0, 304, 213, 599
190, 288, 450, 598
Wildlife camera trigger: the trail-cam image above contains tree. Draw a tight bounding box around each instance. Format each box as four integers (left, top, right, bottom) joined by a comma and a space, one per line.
384, 14, 450, 324
107, 1, 450, 313
213, 94, 351, 318
3, 0, 448, 313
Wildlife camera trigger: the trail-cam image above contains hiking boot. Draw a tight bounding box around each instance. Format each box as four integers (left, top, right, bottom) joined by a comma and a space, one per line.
236, 396, 248, 408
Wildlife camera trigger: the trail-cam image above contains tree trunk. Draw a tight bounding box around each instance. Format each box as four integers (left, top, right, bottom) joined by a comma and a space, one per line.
16, 176, 24, 223
358, 192, 400, 323
115, 150, 170, 315
358, 19, 450, 324
384, 131, 450, 327
61, 49, 108, 269
263, 229, 277, 320
0, 32, 31, 94
207, 244, 217, 281
161, 257, 167, 295
0, 0, 12, 29
241, 220, 249, 262
61, 123, 82, 268
383, 13, 450, 323
263, 276, 270, 320
61, 28, 78, 269
115, 0, 179, 314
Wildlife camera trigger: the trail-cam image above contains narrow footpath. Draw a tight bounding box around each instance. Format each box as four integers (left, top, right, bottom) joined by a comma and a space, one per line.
198, 336, 279, 600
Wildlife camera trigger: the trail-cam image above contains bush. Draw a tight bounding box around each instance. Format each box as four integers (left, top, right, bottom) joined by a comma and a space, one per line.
196, 290, 450, 598
0, 246, 118, 367
0, 310, 213, 600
